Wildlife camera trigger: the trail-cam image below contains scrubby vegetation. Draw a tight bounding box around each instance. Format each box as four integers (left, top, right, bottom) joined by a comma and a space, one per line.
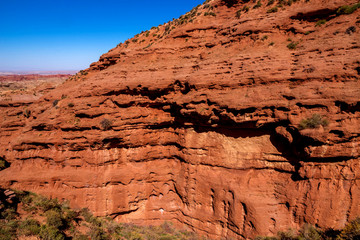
287, 41, 298, 50
315, 19, 326, 27
253, 0, 263, 9
0, 190, 207, 240
204, 11, 216, 16
100, 118, 112, 130
3, 191, 358, 240
0, 157, 9, 170
23, 109, 31, 118
337, 2, 360, 15
299, 114, 329, 129
255, 220, 360, 240
267, 6, 278, 13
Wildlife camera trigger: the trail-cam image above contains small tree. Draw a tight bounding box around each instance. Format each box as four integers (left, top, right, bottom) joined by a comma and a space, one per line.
100, 119, 112, 130
299, 114, 329, 129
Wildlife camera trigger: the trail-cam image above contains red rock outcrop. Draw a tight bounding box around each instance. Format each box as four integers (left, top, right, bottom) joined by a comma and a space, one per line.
0, 0, 360, 238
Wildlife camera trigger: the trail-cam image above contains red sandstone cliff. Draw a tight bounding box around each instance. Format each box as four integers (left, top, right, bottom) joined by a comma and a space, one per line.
0, 0, 359, 238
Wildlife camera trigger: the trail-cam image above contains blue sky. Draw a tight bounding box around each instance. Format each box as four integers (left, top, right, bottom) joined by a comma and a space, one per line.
0, 0, 204, 71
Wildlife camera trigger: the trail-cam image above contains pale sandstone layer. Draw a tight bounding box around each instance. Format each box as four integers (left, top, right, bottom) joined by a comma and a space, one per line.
0, 0, 360, 239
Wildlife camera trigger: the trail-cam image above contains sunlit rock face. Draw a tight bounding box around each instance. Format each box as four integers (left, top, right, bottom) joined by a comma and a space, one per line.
0, 0, 359, 238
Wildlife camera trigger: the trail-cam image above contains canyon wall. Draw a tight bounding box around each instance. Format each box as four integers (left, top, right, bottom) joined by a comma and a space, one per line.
0, 0, 360, 238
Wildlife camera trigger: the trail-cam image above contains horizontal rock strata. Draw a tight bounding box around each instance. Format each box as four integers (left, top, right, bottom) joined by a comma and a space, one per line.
0, 0, 360, 238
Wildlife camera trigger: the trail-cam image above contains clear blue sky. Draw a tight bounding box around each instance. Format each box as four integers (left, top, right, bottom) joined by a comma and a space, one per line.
0, 0, 204, 72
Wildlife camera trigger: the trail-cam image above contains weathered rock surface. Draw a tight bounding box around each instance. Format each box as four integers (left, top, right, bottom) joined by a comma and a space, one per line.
0, 0, 360, 238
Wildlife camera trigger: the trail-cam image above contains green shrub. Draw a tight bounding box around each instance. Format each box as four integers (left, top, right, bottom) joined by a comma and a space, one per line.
81, 208, 93, 222
299, 114, 329, 129
338, 217, 360, 240
34, 195, 62, 212
204, 12, 216, 16
236, 5, 250, 17
267, 6, 278, 12
253, 0, 262, 8
80, 207, 102, 226
1, 208, 17, 221
63, 208, 78, 223
337, 2, 360, 15
159, 235, 178, 240
276, 229, 298, 239
18, 218, 41, 236
267, 0, 275, 5
0, 226, 16, 240
89, 226, 110, 240
45, 209, 64, 229
299, 224, 322, 240
315, 19, 326, 27
73, 234, 90, 240
0, 157, 9, 170
254, 236, 277, 240
243, 5, 250, 12
0, 220, 18, 240
0, 191, 206, 240
287, 41, 298, 50
0, 159, 5, 170
39, 225, 65, 240
236, 9, 242, 18
68, 102, 74, 107
100, 118, 112, 130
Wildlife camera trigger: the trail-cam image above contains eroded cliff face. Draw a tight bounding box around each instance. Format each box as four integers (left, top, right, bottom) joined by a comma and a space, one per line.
0, 0, 360, 238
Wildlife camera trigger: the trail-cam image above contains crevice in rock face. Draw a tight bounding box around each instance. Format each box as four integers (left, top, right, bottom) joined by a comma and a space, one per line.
221, 0, 238, 8
355, 66, 360, 75
295, 103, 328, 110
20, 156, 53, 161
103, 80, 195, 100
335, 100, 360, 113
173, 184, 185, 204
329, 130, 345, 138
302, 156, 354, 163
75, 113, 104, 119
109, 208, 139, 218
346, 184, 353, 223
290, 8, 338, 22
16, 142, 54, 150
282, 95, 296, 100
102, 137, 123, 149
32, 123, 54, 131
61, 126, 95, 132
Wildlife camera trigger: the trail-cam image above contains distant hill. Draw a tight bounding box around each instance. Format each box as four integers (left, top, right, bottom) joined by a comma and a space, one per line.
0, 70, 78, 76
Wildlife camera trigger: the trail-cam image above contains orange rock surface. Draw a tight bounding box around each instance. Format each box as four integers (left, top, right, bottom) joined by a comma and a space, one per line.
0, 0, 360, 238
